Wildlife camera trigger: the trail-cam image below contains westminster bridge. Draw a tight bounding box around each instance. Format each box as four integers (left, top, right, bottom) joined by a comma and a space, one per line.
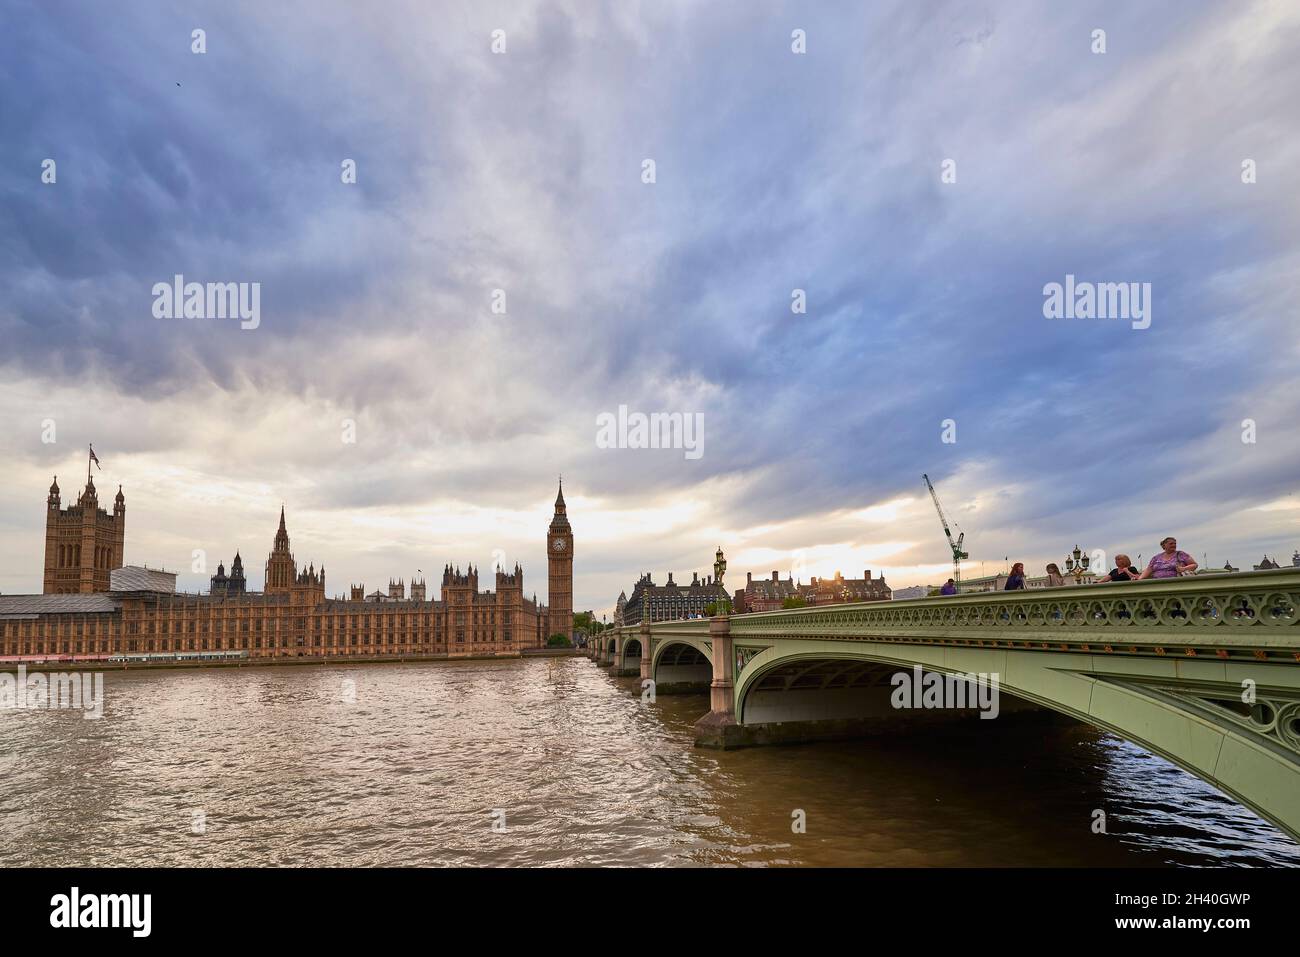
590, 568, 1300, 841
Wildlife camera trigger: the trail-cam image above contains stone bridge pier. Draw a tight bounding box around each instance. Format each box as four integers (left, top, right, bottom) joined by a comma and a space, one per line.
693, 615, 741, 746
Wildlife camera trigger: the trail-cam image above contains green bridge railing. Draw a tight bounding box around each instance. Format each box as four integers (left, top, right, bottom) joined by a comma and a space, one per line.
616, 568, 1300, 660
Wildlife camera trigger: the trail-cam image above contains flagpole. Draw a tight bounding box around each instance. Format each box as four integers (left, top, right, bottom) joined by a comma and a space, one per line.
87, 445, 92, 486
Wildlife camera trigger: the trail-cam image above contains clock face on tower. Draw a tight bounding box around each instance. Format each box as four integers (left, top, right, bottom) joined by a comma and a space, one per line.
552, 537, 567, 552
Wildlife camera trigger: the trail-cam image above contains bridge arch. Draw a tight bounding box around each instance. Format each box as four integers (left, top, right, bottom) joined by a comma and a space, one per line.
651, 637, 713, 689
595, 633, 615, 664
732, 639, 1300, 839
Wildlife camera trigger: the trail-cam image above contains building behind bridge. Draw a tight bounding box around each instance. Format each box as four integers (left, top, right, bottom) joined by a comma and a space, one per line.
891, 584, 937, 600
733, 569, 891, 613
1253, 553, 1300, 570
619, 571, 729, 624
958, 571, 1097, 592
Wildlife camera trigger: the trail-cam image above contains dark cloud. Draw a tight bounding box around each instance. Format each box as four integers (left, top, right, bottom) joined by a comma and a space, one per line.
1, 0, 1298, 606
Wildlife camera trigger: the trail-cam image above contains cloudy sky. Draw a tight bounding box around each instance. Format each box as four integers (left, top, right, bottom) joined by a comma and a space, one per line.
2, 0, 1298, 614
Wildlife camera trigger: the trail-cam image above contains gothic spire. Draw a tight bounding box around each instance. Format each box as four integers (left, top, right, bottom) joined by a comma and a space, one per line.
273, 505, 291, 553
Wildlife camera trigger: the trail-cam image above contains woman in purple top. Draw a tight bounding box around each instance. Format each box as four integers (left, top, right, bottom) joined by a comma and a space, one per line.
1138, 537, 1198, 579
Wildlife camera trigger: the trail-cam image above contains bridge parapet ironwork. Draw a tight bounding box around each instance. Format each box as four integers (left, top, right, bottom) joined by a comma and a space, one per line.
723, 569, 1300, 659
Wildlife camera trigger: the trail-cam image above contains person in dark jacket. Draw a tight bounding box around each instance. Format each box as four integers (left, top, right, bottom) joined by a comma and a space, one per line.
1097, 554, 1140, 582
1004, 562, 1026, 590
940, 579, 957, 595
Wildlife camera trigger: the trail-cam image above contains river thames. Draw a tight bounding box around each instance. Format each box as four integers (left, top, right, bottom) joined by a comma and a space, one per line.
2, 657, 1296, 867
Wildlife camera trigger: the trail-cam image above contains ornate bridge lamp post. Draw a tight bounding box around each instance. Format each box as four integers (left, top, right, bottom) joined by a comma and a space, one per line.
713, 546, 728, 617
693, 546, 739, 746
1065, 545, 1091, 583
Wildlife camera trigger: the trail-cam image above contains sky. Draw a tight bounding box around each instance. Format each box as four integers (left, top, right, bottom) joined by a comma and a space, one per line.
1, 0, 1298, 615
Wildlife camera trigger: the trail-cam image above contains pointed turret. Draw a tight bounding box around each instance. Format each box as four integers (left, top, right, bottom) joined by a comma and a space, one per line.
273, 505, 290, 552
265, 505, 297, 593
548, 478, 571, 532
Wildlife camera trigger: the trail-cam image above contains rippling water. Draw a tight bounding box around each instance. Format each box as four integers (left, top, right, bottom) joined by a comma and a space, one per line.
1, 658, 1295, 867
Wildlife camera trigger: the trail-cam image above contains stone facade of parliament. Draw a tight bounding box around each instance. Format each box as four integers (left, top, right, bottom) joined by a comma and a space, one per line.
1, 477, 575, 660
42, 474, 125, 594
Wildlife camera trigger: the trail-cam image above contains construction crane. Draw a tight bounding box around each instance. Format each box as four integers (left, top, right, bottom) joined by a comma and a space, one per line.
922, 473, 969, 586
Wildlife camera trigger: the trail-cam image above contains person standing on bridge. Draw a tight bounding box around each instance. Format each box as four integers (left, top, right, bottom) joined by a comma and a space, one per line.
1138, 538, 1198, 579
1045, 563, 1066, 586
1097, 554, 1140, 582
1004, 563, 1026, 590
940, 579, 957, 595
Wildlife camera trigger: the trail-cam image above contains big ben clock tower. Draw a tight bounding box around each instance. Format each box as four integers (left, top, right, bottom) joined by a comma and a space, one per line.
547, 479, 573, 640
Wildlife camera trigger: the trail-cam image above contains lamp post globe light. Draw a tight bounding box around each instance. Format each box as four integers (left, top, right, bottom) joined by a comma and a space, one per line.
713, 547, 728, 616
1065, 544, 1091, 583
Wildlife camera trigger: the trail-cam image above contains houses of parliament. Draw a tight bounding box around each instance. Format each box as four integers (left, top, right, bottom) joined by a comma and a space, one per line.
0, 473, 575, 661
